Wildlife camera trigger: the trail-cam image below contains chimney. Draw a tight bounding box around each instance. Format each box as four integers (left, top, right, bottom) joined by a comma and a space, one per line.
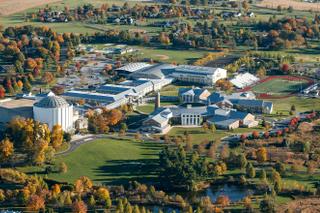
155, 91, 161, 109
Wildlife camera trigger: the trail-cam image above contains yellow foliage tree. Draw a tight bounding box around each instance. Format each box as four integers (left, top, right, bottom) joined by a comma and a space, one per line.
0, 138, 14, 162
51, 124, 64, 149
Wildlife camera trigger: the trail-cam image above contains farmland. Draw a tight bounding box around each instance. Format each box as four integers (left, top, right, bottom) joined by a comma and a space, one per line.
0, 0, 62, 16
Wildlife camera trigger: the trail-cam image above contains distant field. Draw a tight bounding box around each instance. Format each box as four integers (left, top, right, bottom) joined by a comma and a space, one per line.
258, 0, 320, 11
0, 0, 62, 16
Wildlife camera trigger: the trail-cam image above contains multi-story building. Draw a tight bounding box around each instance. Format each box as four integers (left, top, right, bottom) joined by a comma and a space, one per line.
169, 65, 227, 86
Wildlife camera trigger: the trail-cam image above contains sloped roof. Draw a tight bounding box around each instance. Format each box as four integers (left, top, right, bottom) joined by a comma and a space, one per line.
34, 95, 69, 108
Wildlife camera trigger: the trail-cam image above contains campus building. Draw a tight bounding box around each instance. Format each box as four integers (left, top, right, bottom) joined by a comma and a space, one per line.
207, 92, 273, 114
169, 65, 227, 86
33, 93, 74, 131
178, 87, 211, 104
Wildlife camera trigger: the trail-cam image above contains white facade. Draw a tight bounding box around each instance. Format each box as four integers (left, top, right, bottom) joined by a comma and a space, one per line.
33, 105, 73, 131
170, 66, 227, 86
181, 113, 201, 126
33, 95, 74, 132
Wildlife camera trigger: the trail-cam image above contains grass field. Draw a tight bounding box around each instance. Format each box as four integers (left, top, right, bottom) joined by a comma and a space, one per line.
252, 78, 309, 95
167, 126, 263, 144
168, 127, 227, 144
269, 96, 320, 115
48, 139, 163, 185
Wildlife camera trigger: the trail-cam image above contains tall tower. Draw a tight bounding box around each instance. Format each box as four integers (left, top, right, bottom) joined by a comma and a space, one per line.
155, 91, 161, 109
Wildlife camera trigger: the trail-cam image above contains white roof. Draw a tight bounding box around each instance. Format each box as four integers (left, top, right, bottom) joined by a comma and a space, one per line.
116, 63, 151, 73
230, 72, 260, 89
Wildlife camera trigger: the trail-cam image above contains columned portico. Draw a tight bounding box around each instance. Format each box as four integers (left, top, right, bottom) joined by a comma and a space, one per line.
182, 95, 194, 103
181, 113, 201, 125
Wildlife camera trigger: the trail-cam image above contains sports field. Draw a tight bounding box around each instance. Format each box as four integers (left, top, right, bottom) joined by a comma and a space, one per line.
48, 139, 163, 185
251, 77, 310, 95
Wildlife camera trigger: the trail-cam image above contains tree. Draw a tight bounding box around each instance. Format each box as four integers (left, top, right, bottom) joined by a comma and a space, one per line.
27, 195, 45, 211
134, 132, 142, 142
41, 72, 54, 84
96, 187, 110, 204
220, 144, 230, 160
26, 58, 37, 70
0, 86, 5, 99
120, 123, 128, 133
133, 205, 140, 213
159, 145, 209, 191
260, 169, 267, 183
75, 176, 93, 194
209, 123, 216, 133
0, 138, 14, 163
51, 124, 64, 149
0, 189, 5, 202
274, 161, 286, 175
259, 196, 275, 213
88, 195, 96, 207
52, 184, 61, 197
256, 147, 267, 163
59, 162, 68, 173
72, 200, 87, 213
242, 0, 250, 13
202, 122, 209, 132
239, 154, 247, 170
271, 169, 282, 186
246, 163, 256, 178
257, 66, 266, 78
207, 145, 216, 160
215, 195, 230, 206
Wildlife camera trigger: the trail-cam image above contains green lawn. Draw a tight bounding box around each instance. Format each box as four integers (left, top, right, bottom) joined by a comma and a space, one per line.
47, 139, 163, 185
168, 127, 227, 144
252, 79, 309, 95
268, 96, 320, 115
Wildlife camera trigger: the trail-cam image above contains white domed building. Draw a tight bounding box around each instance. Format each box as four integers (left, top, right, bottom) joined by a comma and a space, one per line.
33, 93, 74, 131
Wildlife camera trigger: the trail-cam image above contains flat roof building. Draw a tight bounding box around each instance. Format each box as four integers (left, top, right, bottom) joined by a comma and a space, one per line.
0, 98, 35, 124
169, 65, 227, 86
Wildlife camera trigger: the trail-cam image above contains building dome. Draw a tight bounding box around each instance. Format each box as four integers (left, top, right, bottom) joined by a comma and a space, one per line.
34, 96, 69, 108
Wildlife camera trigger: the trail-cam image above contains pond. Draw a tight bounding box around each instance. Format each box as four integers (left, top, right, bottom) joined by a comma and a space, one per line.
184, 183, 255, 203
205, 184, 255, 202
145, 184, 256, 212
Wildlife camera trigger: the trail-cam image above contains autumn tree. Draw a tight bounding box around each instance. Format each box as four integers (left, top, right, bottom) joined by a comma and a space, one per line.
96, 187, 111, 207
242, 0, 250, 13
52, 184, 61, 197
134, 132, 142, 142
220, 144, 230, 160
75, 176, 93, 194
256, 147, 267, 163
0, 86, 5, 99
0, 138, 14, 163
41, 72, 55, 84
72, 200, 87, 213
59, 162, 68, 173
27, 195, 45, 211
51, 124, 64, 149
